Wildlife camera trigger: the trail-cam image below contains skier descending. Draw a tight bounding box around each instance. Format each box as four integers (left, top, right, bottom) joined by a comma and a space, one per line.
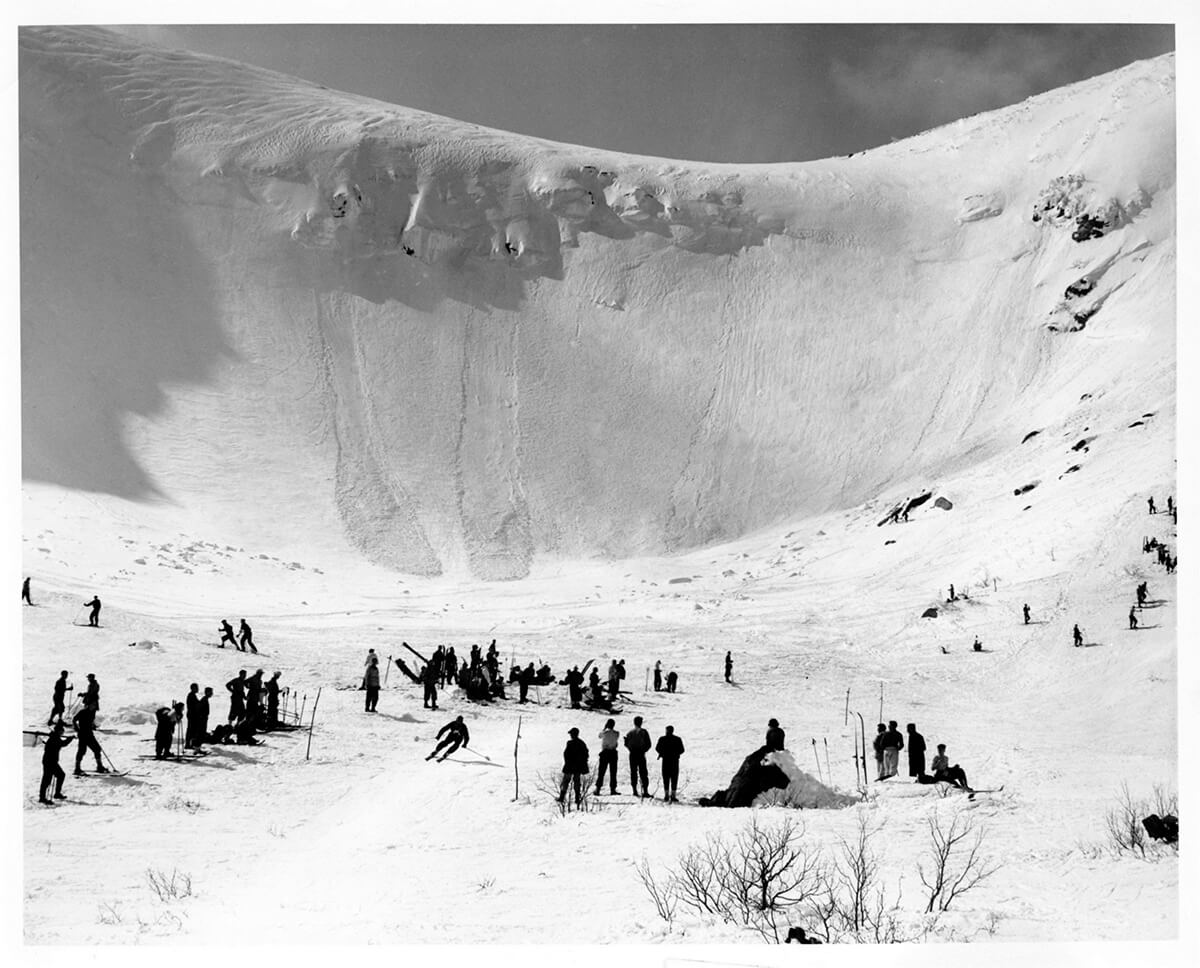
427, 715, 470, 762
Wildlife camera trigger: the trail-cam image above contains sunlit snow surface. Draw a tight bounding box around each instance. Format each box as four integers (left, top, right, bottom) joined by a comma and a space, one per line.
21, 27, 1175, 945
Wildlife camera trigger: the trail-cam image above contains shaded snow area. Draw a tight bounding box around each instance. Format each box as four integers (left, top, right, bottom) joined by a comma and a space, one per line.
18, 25, 1182, 957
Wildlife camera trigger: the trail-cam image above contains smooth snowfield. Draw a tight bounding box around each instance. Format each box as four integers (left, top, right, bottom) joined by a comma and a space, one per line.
20, 26, 1176, 947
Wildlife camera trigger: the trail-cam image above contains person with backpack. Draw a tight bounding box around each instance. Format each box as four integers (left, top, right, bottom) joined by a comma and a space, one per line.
557, 727, 589, 807
624, 716, 651, 798
655, 725, 685, 803
595, 718, 620, 795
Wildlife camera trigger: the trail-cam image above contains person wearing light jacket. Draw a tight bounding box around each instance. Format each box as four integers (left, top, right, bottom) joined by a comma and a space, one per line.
595, 718, 620, 795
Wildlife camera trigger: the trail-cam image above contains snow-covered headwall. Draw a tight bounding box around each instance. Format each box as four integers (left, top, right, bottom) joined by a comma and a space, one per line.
20, 27, 1175, 579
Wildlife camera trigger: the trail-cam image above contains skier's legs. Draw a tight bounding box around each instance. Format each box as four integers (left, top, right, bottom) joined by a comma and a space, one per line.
53, 765, 66, 796
39, 766, 53, 801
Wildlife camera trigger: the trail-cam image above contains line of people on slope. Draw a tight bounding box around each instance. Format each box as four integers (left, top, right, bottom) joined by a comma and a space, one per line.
556, 717, 686, 806
38, 671, 106, 802
217, 669, 286, 746
218, 618, 257, 653
872, 720, 972, 791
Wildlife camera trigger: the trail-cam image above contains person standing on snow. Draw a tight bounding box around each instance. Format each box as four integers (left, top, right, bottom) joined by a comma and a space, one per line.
155, 702, 184, 759
22, 577, 32, 605
82, 673, 100, 711
1148, 496, 1156, 515
39, 723, 74, 804
196, 687, 213, 747
71, 701, 107, 775
880, 721, 904, 778
427, 715, 470, 762
184, 683, 202, 749
595, 718, 620, 795
238, 619, 257, 654
655, 725, 685, 803
872, 723, 886, 780
1128, 607, 1139, 630
226, 670, 247, 724
219, 619, 238, 650
1022, 603, 1031, 625
48, 670, 70, 726
765, 718, 786, 752
364, 656, 381, 712
1073, 624, 1084, 648
245, 669, 265, 725
724, 651, 733, 683
589, 667, 604, 705
666, 670, 678, 693
607, 660, 620, 700
83, 596, 102, 627
266, 672, 282, 727
624, 716, 651, 798
422, 659, 439, 710
557, 727, 589, 807
653, 661, 663, 692
518, 663, 536, 704
906, 723, 927, 779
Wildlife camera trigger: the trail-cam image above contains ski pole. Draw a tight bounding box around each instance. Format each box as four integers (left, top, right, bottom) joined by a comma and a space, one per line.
305, 687, 322, 761
384, 655, 392, 686
512, 716, 522, 801
823, 737, 832, 787
812, 738, 823, 784
466, 745, 492, 762
844, 687, 850, 726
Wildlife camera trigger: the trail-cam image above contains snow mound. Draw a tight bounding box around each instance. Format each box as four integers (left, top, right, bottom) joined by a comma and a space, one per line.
127, 639, 163, 652
757, 750, 858, 809
108, 705, 157, 726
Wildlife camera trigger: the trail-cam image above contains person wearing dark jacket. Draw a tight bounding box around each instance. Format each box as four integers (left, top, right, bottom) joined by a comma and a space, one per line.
518, 663, 536, 704
84, 596, 101, 627
196, 687, 213, 747
364, 657, 381, 712
71, 703, 107, 775
245, 669, 266, 724
219, 620, 238, 649
564, 666, 583, 709
624, 716, 652, 797
238, 619, 257, 653
22, 576, 32, 605
1022, 603, 1031, 625
595, 719, 620, 795
48, 670, 70, 725
655, 725, 685, 802
872, 723, 886, 780
653, 661, 663, 692
557, 727, 590, 806
155, 703, 184, 759
39, 723, 74, 803
266, 672, 282, 726
184, 683, 202, 749
422, 660, 439, 710
427, 716, 470, 762
880, 721, 904, 779
765, 718, 786, 752
226, 671, 247, 724
589, 668, 604, 704
665, 670, 678, 693
82, 673, 100, 711
724, 651, 733, 683
906, 723, 926, 779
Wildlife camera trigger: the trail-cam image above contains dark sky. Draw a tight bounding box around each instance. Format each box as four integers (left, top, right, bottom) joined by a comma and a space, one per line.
112, 23, 1175, 163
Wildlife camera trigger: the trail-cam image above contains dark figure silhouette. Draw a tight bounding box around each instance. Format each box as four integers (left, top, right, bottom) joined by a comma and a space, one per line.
48, 670, 70, 725
422, 661, 439, 710
565, 666, 583, 709
155, 703, 183, 759
84, 596, 101, 627
906, 724, 927, 778
765, 718, 785, 752
427, 716, 470, 762
595, 719, 620, 795
22, 577, 32, 605
266, 672, 281, 726
196, 688, 213, 747
1073, 624, 1084, 648
624, 716, 651, 797
185, 684, 202, 749
71, 704, 106, 775
656, 726, 685, 802
724, 651, 733, 683
226, 671, 247, 724
81, 673, 99, 710
518, 663, 535, 704
653, 662, 662, 692
666, 671, 678, 693
219, 620, 238, 649
1148, 496, 1156, 514
589, 669, 604, 705
1167, 495, 1174, 516
973, 637, 982, 652
245, 670, 265, 724
948, 584, 956, 602
238, 620, 257, 654
785, 927, 822, 944
364, 657, 380, 712
872, 723, 886, 780
1129, 607, 1139, 630
557, 728, 589, 806
39, 724, 74, 803
1023, 603, 1031, 625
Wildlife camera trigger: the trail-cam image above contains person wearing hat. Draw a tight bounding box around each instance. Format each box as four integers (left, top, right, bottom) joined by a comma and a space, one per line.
72, 700, 107, 776
765, 718, 785, 752
558, 727, 590, 807
624, 715, 652, 797
39, 722, 74, 803
82, 673, 100, 711
655, 725, 685, 803
595, 718, 620, 795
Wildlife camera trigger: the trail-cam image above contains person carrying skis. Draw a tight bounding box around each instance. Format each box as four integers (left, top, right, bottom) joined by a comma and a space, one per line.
219, 620, 238, 649
83, 596, 101, 627
880, 721, 904, 778
624, 715, 651, 797
39, 722, 74, 804
48, 670, 70, 726
765, 718, 786, 752
155, 703, 184, 759
422, 659, 439, 710
22, 576, 32, 605
226, 670, 247, 724
655, 725, 685, 803
557, 727, 589, 807
427, 715, 470, 762
364, 656, 381, 712
595, 718, 620, 795
71, 702, 107, 776
724, 651, 733, 683
238, 619, 257, 654
906, 723, 927, 779
1073, 624, 1084, 648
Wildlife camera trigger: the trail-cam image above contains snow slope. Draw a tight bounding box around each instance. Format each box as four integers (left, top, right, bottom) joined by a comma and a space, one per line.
20, 27, 1178, 952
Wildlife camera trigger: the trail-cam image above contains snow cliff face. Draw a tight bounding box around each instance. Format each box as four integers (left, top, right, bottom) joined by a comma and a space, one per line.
19, 27, 1175, 579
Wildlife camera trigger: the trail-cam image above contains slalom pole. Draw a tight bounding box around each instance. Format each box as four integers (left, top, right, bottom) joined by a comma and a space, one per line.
305, 687, 322, 761
823, 738, 832, 786
299, 693, 307, 726
878, 683, 883, 725
844, 687, 850, 725
645, 667, 650, 692
384, 655, 392, 686
811, 739, 823, 784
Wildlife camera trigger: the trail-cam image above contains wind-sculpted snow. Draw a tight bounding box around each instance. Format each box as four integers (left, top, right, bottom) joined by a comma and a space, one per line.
20, 27, 1176, 578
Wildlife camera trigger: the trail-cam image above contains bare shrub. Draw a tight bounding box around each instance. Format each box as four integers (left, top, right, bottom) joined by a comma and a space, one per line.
534, 768, 604, 816
918, 810, 999, 913
97, 901, 123, 925
1104, 782, 1178, 857
635, 857, 677, 927
145, 867, 193, 902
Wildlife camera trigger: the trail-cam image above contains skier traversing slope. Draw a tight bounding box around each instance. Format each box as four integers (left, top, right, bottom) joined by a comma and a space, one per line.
427, 716, 470, 762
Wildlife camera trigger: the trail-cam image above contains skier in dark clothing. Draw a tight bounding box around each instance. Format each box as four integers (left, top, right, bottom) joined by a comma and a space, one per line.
565, 666, 583, 709
1148, 496, 1156, 515
655, 726, 685, 802
82, 673, 100, 711
595, 719, 620, 795
226, 671, 247, 724
724, 651, 733, 683
518, 663, 535, 704
238, 619, 257, 654
880, 721, 904, 778
22, 577, 32, 605
624, 715, 651, 797
1023, 603, 1031, 625
266, 672, 282, 726
48, 670, 70, 725
765, 718, 786, 752
557, 727, 590, 806
39, 723, 74, 803
155, 703, 183, 759
1073, 624, 1084, 648
219, 620, 238, 649
84, 596, 101, 627
607, 660, 620, 700
427, 716, 470, 762
364, 657, 381, 712
196, 687, 213, 747
1129, 607, 1139, 630
906, 724, 926, 778
666, 670, 678, 693
422, 660, 439, 710
245, 669, 265, 724
444, 647, 458, 685
185, 683, 201, 749
71, 703, 106, 775
653, 661, 663, 692
589, 668, 604, 705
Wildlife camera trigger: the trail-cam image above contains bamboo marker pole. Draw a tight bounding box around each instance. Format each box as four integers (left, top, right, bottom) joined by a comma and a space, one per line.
305, 687, 322, 761
512, 716, 523, 801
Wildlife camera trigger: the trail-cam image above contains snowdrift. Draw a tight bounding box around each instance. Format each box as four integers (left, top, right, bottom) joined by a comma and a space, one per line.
20, 28, 1175, 579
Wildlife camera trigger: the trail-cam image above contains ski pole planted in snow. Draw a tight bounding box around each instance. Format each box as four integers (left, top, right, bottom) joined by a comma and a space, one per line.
305, 687, 322, 761
812, 739, 823, 784
512, 716, 522, 801
384, 655, 392, 686
844, 687, 850, 725
824, 737, 832, 786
